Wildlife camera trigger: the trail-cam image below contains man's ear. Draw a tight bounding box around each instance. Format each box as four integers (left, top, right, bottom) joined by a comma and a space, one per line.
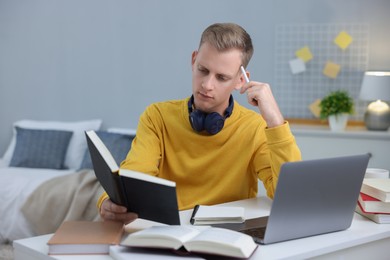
191, 51, 198, 68
235, 71, 250, 90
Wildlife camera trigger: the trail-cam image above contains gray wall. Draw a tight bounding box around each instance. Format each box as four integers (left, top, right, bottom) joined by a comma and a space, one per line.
1, 0, 390, 156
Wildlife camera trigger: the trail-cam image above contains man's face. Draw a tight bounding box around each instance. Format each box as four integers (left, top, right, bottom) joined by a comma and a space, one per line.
191, 42, 244, 115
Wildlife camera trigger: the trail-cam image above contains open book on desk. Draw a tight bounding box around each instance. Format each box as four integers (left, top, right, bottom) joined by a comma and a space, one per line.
121, 225, 257, 259
85, 130, 180, 225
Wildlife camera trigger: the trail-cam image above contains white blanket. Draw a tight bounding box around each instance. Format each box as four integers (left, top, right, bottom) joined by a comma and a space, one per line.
0, 167, 74, 242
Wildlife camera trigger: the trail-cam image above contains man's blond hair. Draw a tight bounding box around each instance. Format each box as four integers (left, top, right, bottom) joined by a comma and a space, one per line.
199, 23, 254, 68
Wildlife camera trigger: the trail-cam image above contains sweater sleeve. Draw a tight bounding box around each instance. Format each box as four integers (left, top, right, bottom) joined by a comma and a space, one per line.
257, 121, 301, 198
97, 105, 163, 210
97, 191, 109, 210
120, 104, 163, 175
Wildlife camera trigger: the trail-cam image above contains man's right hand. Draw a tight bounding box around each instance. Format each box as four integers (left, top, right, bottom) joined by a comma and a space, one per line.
100, 198, 138, 224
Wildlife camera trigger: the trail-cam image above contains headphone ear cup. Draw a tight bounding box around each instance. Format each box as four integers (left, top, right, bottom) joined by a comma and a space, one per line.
204, 112, 225, 135
189, 110, 206, 132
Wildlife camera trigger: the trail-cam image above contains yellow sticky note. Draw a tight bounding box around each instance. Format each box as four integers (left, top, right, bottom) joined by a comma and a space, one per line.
309, 99, 321, 118
323, 61, 341, 79
295, 46, 313, 62
334, 31, 353, 50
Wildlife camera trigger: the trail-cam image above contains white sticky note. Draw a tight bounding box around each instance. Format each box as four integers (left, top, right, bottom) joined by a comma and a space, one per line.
289, 58, 306, 74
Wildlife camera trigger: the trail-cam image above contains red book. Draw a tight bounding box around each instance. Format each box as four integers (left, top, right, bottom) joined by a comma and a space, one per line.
358, 192, 390, 214
356, 202, 390, 224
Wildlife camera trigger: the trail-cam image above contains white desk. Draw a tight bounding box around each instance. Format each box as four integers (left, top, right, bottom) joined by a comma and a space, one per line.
13, 196, 390, 260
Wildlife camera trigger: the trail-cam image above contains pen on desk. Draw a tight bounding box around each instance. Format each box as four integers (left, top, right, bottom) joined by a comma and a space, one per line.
240, 66, 250, 83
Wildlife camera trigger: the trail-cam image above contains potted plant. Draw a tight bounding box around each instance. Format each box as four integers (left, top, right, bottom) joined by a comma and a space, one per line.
319, 90, 354, 131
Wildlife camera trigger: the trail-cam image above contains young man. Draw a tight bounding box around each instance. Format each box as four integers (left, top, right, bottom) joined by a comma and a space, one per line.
98, 23, 301, 224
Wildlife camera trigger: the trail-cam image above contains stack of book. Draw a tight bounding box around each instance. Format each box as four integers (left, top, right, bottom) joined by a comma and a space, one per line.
356, 178, 390, 224
47, 221, 124, 255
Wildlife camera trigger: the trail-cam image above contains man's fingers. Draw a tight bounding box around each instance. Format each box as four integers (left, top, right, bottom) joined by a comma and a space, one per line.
102, 211, 138, 223
109, 202, 127, 213
100, 199, 138, 224
246, 93, 259, 107
106, 212, 138, 221
103, 199, 127, 213
239, 82, 251, 94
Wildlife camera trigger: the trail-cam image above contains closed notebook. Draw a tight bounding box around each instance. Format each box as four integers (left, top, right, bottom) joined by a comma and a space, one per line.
190, 205, 245, 225
47, 221, 124, 255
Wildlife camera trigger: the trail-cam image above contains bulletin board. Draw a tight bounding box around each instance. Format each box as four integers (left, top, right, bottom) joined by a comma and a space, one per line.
273, 23, 369, 120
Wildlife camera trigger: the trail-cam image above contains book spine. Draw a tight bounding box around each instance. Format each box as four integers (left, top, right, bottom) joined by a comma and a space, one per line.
118, 176, 130, 210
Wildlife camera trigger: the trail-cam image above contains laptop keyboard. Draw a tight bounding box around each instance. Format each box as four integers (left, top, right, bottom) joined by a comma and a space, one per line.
240, 226, 266, 240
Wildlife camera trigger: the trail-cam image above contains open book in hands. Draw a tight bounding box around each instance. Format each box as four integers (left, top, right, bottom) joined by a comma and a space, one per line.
121, 225, 257, 259
85, 130, 180, 225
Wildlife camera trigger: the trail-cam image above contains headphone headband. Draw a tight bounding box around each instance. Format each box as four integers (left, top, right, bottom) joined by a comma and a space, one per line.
187, 95, 234, 117
188, 95, 234, 135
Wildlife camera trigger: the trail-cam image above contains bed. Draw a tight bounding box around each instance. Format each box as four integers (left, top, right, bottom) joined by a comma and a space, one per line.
0, 119, 136, 244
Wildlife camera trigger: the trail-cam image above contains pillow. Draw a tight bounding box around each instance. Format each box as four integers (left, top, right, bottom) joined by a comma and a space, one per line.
107, 127, 137, 136
3, 119, 102, 169
79, 131, 135, 170
9, 127, 73, 169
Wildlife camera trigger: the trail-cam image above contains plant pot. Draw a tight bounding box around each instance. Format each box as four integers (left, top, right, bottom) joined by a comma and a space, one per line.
328, 113, 349, 131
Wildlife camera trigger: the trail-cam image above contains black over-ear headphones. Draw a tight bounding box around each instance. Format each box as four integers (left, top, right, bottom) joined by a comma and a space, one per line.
188, 95, 234, 135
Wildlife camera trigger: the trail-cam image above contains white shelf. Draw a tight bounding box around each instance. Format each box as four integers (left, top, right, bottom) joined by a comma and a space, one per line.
291, 125, 390, 140
291, 124, 390, 170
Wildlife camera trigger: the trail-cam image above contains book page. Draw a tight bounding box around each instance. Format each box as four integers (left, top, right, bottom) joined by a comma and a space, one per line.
121, 226, 201, 250
86, 130, 119, 172
363, 179, 390, 192
135, 226, 200, 241
119, 169, 176, 187
184, 227, 256, 258
189, 227, 244, 245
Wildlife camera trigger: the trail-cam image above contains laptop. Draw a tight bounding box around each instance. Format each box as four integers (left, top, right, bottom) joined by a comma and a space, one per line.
213, 154, 370, 244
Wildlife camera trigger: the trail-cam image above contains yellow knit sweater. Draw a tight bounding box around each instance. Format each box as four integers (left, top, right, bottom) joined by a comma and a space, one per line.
98, 97, 301, 210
